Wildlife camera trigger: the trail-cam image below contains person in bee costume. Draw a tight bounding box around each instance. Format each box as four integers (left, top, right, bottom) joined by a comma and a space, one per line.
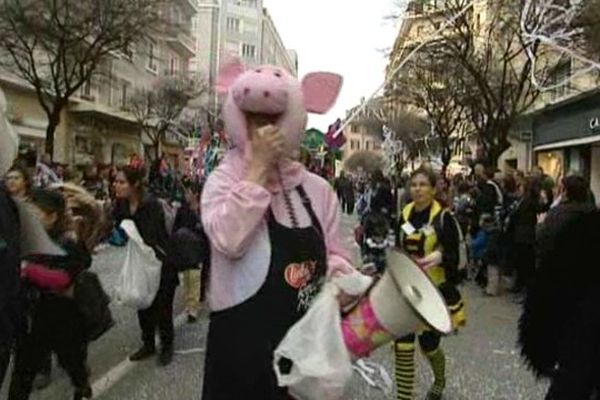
395, 168, 465, 400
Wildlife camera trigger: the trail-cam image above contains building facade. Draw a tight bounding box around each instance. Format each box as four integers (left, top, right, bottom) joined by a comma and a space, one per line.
341, 98, 384, 168
191, 0, 297, 87
0, 0, 197, 166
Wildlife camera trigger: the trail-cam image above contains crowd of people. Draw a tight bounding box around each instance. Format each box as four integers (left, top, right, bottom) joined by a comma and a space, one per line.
0, 147, 208, 400
2, 60, 600, 400
340, 162, 599, 400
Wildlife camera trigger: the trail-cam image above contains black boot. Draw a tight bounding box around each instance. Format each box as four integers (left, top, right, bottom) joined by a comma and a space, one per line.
158, 346, 173, 367
129, 345, 156, 362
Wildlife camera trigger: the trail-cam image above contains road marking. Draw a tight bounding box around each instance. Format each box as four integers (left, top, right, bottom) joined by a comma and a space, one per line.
175, 347, 205, 355
91, 312, 189, 398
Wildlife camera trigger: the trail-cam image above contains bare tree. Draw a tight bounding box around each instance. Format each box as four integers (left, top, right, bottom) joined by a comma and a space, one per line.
573, 0, 600, 56
0, 0, 160, 158
130, 76, 208, 160
391, 39, 471, 173
384, 108, 430, 173
387, 0, 559, 165
343, 151, 385, 173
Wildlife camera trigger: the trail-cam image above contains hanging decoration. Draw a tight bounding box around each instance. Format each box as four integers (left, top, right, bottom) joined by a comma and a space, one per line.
380, 125, 404, 176
193, 128, 230, 179
520, 0, 600, 92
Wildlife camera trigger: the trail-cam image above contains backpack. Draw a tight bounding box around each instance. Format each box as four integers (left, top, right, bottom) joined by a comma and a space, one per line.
440, 210, 468, 272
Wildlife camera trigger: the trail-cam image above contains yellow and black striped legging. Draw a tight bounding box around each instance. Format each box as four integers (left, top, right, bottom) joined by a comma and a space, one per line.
394, 331, 446, 400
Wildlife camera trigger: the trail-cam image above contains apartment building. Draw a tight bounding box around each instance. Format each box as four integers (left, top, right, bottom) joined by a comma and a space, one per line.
191, 0, 297, 102
525, 58, 600, 200
0, 0, 198, 166
385, 0, 534, 172
342, 98, 384, 167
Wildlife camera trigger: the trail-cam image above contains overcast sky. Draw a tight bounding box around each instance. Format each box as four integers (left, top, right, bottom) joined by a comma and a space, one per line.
263, 0, 398, 132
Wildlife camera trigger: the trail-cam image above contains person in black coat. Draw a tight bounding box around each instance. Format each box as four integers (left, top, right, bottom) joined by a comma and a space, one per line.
504, 177, 543, 293
370, 170, 395, 220
537, 175, 597, 262
0, 184, 20, 391
112, 166, 178, 366
519, 209, 600, 399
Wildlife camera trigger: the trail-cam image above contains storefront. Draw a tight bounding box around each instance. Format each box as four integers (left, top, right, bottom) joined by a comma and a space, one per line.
532, 90, 600, 199
69, 110, 141, 167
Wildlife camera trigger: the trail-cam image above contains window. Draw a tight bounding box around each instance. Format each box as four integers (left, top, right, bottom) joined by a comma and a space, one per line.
121, 43, 135, 61
170, 57, 180, 75
121, 82, 130, 108
548, 60, 572, 101
83, 79, 92, 97
147, 40, 158, 73
416, 25, 424, 37
231, 0, 257, 6
227, 17, 241, 32
365, 141, 371, 151
241, 43, 256, 59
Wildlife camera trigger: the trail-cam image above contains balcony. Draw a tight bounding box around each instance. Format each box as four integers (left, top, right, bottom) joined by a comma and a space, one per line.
177, 0, 199, 14
166, 32, 196, 57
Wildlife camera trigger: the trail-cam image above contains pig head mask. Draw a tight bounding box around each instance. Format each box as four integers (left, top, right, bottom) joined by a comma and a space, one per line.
217, 60, 343, 160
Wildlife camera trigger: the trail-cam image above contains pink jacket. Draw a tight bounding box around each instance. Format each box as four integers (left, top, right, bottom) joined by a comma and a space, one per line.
201, 62, 354, 311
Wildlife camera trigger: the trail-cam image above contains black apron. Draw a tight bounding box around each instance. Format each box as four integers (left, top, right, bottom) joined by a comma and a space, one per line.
202, 186, 327, 400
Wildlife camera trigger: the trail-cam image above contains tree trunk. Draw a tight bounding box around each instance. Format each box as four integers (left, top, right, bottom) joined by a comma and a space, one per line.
44, 116, 61, 161
485, 140, 511, 167
44, 124, 56, 160
154, 141, 160, 161
44, 106, 64, 161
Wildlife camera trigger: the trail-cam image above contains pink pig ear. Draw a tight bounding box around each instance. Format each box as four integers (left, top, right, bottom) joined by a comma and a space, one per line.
216, 58, 246, 94
302, 72, 343, 114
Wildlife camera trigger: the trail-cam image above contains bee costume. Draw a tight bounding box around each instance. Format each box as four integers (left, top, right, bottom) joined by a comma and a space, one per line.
395, 200, 465, 400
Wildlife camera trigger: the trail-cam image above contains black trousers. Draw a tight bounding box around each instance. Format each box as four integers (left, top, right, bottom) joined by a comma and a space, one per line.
138, 281, 177, 349
341, 197, 354, 215
8, 296, 89, 400
0, 344, 10, 392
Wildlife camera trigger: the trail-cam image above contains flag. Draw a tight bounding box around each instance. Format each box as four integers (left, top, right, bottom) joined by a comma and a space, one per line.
325, 118, 346, 149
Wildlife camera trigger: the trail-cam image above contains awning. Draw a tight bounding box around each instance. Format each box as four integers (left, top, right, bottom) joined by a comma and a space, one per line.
534, 134, 600, 151
14, 124, 46, 139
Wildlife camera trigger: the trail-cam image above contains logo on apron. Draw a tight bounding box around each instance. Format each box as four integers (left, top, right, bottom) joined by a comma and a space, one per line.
284, 261, 317, 289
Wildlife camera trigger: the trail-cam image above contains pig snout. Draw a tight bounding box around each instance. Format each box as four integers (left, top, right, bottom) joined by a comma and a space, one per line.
232, 69, 289, 115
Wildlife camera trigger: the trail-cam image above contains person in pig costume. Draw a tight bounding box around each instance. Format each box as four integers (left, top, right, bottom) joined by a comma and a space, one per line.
200, 61, 355, 399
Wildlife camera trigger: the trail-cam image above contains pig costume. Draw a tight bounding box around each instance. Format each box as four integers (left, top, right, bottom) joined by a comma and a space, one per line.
201, 61, 355, 399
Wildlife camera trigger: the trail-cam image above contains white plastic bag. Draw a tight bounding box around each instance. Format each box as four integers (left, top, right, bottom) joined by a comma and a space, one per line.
274, 272, 373, 400
115, 220, 162, 309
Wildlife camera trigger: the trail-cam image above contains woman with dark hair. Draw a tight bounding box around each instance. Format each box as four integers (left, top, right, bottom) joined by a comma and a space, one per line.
503, 177, 543, 294
394, 168, 463, 400
8, 190, 92, 400
537, 175, 596, 262
4, 164, 33, 199
112, 166, 178, 366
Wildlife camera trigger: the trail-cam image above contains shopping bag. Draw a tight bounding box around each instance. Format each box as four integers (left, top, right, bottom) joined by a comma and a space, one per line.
115, 220, 162, 309
274, 272, 372, 400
